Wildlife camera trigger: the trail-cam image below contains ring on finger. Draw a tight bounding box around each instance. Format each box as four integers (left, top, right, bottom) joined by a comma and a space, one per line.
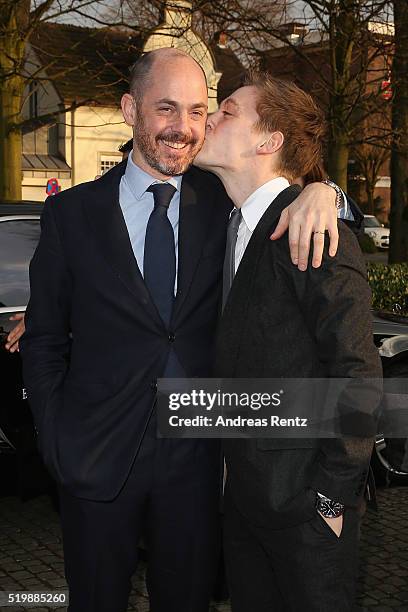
313, 230, 326, 235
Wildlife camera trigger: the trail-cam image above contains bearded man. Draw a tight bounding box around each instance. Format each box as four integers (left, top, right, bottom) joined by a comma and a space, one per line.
20, 49, 361, 612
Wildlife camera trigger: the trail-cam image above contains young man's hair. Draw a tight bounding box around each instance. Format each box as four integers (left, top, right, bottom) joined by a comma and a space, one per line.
119, 138, 133, 155
303, 161, 328, 185
246, 72, 326, 181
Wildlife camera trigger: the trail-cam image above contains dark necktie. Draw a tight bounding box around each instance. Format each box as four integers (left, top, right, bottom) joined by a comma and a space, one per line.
144, 183, 177, 326
222, 208, 242, 310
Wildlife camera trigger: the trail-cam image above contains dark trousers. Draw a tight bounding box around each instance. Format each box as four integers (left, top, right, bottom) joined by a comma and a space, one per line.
58, 419, 221, 612
223, 491, 361, 612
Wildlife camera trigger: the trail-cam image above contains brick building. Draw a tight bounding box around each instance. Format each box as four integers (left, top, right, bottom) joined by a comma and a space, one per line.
261, 22, 394, 221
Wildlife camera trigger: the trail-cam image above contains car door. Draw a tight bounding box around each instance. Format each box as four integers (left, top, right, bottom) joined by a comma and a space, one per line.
0, 216, 41, 442
0, 216, 54, 497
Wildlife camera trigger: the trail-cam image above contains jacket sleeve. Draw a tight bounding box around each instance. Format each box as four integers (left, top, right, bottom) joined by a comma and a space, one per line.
19, 197, 71, 439
278, 222, 382, 507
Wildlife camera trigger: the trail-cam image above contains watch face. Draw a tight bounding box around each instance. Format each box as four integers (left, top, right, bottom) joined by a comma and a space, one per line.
318, 498, 344, 518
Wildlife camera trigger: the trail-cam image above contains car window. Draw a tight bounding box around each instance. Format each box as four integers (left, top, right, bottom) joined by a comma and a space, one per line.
0, 219, 40, 307
364, 217, 381, 228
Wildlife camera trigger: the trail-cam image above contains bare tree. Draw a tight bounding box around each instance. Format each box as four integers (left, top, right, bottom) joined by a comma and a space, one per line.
227, 0, 394, 191
105, 0, 286, 66
0, 0, 278, 201
0, 0, 31, 200
349, 91, 392, 214
0, 0, 132, 201
1, 0, 399, 206
389, 0, 408, 262
352, 141, 390, 214
154, 2, 391, 192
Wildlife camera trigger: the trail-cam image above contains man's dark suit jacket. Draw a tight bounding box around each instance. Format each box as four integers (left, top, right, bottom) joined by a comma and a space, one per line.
20, 161, 232, 501
215, 185, 382, 529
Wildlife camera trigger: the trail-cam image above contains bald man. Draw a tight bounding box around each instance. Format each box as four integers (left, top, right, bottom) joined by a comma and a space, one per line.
20, 48, 359, 612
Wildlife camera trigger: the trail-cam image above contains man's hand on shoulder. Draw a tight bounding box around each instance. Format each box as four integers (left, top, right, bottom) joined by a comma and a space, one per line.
271, 182, 339, 271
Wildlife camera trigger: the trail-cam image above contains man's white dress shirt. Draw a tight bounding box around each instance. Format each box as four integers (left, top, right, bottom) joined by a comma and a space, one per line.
234, 177, 352, 274
234, 177, 290, 274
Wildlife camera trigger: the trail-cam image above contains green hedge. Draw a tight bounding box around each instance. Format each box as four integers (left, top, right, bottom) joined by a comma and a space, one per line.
367, 263, 408, 315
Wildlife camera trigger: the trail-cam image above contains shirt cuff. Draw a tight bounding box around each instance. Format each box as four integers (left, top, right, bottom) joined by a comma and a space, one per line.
337, 189, 355, 221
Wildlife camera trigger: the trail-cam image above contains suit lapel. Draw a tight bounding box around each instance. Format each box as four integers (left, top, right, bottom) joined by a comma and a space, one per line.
83, 161, 163, 328
172, 168, 215, 322
224, 184, 302, 318
238, 184, 301, 274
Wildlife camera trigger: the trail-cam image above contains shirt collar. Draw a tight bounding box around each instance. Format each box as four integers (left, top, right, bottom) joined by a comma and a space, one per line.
124, 150, 183, 200
240, 177, 290, 232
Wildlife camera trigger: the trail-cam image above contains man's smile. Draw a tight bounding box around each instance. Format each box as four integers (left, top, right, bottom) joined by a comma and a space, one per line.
161, 140, 190, 150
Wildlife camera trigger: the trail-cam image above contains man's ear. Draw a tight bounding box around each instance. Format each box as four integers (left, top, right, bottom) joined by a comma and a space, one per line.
256, 131, 284, 155
121, 93, 137, 127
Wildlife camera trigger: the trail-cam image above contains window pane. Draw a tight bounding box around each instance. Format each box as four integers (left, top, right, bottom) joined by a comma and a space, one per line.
364, 217, 380, 228
0, 220, 40, 307
100, 155, 121, 175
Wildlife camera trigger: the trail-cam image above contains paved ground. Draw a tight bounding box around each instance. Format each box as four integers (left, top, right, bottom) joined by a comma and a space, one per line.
0, 487, 407, 611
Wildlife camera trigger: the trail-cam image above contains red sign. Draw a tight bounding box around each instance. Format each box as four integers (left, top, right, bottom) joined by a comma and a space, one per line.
381, 80, 392, 101
46, 178, 61, 196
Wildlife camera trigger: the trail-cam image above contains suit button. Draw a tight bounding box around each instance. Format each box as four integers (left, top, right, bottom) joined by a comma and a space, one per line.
150, 381, 157, 390
168, 333, 176, 343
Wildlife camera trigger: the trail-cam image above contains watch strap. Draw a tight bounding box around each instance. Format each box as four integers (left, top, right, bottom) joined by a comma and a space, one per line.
321, 178, 344, 210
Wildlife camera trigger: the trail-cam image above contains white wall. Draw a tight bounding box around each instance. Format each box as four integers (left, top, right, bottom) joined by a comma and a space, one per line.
21, 12, 222, 200
23, 45, 63, 120
22, 104, 131, 200
71, 106, 131, 186
22, 177, 72, 202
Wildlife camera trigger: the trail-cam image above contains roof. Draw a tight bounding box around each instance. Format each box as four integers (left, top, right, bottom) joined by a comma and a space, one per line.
30, 22, 144, 106
29, 22, 244, 108
23, 153, 71, 172
211, 43, 246, 102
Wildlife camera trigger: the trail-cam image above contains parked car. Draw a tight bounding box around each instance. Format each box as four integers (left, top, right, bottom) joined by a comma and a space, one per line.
372, 311, 408, 486
363, 214, 390, 249
1, 203, 407, 500
0, 201, 54, 499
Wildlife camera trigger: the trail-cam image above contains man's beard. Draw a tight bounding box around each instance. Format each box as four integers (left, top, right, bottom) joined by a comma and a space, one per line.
134, 110, 203, 176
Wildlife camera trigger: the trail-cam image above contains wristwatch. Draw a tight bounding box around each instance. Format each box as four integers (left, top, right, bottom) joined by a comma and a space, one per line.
321, 178, 344, 210
316, 492, 345, 518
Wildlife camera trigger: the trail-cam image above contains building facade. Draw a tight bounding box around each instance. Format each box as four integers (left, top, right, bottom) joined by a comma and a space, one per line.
22, 1, 243, 201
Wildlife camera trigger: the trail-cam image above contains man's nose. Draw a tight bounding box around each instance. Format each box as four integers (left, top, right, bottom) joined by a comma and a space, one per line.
172, 110, 190, 133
